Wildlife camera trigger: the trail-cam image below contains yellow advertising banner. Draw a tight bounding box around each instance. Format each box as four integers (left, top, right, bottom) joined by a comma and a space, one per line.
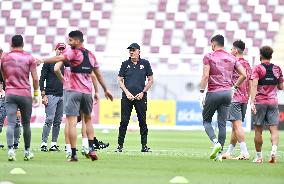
99, 99, 176, 126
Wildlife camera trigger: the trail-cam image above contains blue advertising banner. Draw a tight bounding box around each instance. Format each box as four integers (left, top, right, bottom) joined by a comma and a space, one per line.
176, 101, 203, 126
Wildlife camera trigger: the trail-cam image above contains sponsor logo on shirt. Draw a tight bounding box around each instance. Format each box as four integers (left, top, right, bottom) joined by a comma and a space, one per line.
140, 65, 144, 69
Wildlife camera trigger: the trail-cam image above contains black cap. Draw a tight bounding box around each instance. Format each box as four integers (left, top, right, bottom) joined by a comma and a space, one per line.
127, 43, 140, 50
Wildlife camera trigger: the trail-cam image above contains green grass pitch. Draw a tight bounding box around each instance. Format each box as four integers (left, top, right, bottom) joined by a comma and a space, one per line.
0, 128, 283, 184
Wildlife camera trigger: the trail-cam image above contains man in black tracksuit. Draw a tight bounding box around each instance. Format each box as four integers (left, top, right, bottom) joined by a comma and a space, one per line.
116, 43, 154, 152
39, 43, 65, 152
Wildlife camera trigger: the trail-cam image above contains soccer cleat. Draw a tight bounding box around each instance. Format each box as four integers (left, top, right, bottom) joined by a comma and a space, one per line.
88, 151, 98, 161
268, 154, 276, 164
41, 145, 48, 152
13, 143, 19, 149
210, 143, 222, 159
252, 157, 263, 164
115, 145, 123, 152
0, 144, 4, 148
68, 155, 78, 162
141, 145, 151, 152
234, 154, 250, 160
81, 147, 90, 158
222, 152, 233, 160
8, 149, 16, 161
24, 152, 34, 161
213, 154, 223, 162
66, 152, 72, 160
49, 145, 60, 152
94, 141, 110, 150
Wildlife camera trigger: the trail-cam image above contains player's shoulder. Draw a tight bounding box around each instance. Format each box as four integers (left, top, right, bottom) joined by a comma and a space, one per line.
240, 58, 251, 67
253, 64, 266, 73
272, 63, 282, 72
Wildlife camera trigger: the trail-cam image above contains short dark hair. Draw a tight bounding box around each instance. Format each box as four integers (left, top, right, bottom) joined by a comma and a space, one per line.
69, 30, 84, 42
211, 34, 224, 46
11, 35, 24, 47
260, 46, 273, 60
233, 40, 245, 53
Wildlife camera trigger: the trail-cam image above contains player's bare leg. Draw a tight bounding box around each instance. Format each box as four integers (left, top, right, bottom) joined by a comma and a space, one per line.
232, 120, 249, 160
84, 113, 98, 161
253, 125, 263, 163
81, 114, 89, 158
268, 125, 278, 163
66, 115, 78, 161
64, 119, 71, 159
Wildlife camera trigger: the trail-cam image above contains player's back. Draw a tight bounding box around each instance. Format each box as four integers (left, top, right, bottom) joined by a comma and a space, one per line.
232, 58, 251, 103
204, 49, 238, 92
252, 62, 283, 105
1, 50, 36, 97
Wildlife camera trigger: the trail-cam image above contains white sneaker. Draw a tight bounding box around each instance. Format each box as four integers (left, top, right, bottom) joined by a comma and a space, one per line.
210, 143, 222, 159
234, 153, 250, 160
8, 149, 16, 161
252, 157, 263, 164
24, 151, 34, 161
81, 146, 90, 158
66, 152, 72, 161
222, 152, 233, 159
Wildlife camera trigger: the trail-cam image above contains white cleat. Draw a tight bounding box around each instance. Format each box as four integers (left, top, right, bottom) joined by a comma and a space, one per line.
222, 152, 233, 160
8, 149, 16, 161
24, 151, 34, 161
252, 157, 263, 164
233, 154, 250, 160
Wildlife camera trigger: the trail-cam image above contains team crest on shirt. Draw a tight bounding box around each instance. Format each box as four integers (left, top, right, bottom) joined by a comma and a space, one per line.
140, 65, 144, 69
127, 65, 130, 68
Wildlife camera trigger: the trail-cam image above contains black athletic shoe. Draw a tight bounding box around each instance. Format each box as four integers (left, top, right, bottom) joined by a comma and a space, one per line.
0, 144, 4, 148
49, 145, 60, 152
141, 145, 151, 152
94, 141, 110, 150
115, 145, 123, 152
68, 155, 78, 162
41, 145, 48, 152
13, 143, 19, 149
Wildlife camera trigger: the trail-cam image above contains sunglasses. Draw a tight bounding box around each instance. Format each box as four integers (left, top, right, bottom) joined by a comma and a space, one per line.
57, 47, 65, 51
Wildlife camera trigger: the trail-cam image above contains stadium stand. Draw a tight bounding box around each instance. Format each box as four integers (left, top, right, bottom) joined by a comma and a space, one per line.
143, 0, 284, 59
0, 0, 113, 55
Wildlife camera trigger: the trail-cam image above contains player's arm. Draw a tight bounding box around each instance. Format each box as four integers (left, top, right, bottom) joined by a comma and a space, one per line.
93, 68, 113, 101
277, 69, 283, 90
234, 65, 247, 88
248, 80, 252, 97
54, 61, 64, 83
91, 71, 99, 104
250, 79, 258, 114
38, 55, 65, 65
200, 64, 210, 90
277, 82, 283, 90
91, 71, 99, 93
31, 67, 39, 98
